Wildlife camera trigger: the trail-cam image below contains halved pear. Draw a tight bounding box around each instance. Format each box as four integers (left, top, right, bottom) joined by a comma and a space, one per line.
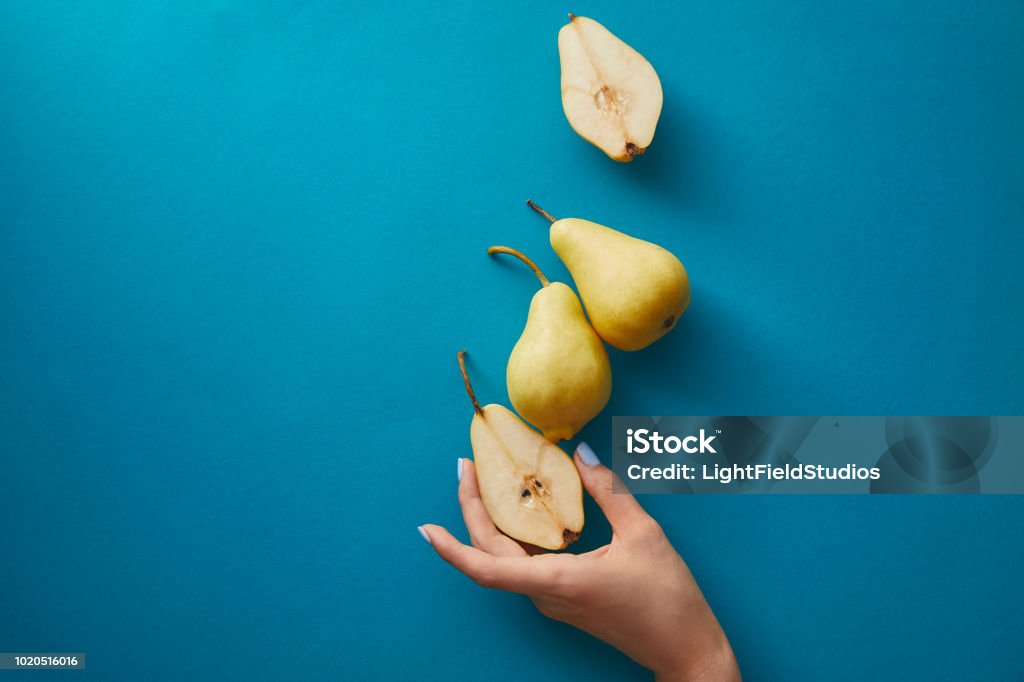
457, 351, 583, 550
558, 14, 663, 161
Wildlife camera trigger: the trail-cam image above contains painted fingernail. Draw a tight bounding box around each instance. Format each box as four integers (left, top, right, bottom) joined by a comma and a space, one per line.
576, 441, 600, 467
417, 526, 431, 544
457, 458, 464, 482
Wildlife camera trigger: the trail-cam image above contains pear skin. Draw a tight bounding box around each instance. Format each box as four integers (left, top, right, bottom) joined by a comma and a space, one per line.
458, 351, 583, 550
528, 202, 690, 351
558, 15, 663, 161
488, 247, 611, 441
508, 282, 611, 441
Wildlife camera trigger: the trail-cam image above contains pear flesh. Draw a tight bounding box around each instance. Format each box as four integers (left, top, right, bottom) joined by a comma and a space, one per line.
471, 404, 584, 550
508, 281, 611, 442
551, 218, 690, 351
558, 15, 663, 161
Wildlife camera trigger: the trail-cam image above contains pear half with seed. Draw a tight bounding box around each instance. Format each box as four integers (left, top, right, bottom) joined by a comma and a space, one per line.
558, 14, 663, 161
457, 350, 583, 550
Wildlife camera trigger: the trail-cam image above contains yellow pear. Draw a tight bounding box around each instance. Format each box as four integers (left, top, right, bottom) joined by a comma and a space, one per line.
527, 201, 690, 351
558, 14, 663, 161
457, 351, 584, 550
488, 246, 611, 441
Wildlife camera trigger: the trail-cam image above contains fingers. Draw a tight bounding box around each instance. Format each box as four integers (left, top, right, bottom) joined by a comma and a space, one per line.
419, 524, 554, 594
458, 459, 526, 557
574, 442, 653, 537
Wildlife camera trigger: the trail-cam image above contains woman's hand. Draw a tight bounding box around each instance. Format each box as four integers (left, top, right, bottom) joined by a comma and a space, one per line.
419, 443, 741, 682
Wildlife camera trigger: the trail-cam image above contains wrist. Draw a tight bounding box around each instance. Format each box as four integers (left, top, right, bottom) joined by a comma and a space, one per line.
654, 632, 740, 682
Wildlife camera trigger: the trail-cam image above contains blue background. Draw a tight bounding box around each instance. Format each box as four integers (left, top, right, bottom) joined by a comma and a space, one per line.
2, 1, 1022, 680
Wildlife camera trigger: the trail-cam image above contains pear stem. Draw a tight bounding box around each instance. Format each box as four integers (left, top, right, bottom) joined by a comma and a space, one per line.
526, 199, 557, 224
457, 350, 483, 415
487, 246, 550, 287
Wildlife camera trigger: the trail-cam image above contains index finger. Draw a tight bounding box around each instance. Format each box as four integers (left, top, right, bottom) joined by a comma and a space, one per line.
419, 524, 556, 595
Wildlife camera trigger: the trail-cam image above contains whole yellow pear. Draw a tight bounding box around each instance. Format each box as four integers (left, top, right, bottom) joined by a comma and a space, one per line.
528, 202, 690, 351
489, 246, 611, 441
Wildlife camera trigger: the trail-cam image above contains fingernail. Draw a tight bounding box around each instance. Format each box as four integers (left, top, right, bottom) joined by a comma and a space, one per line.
576, 441, 600, 467
457, 458, 464, 482
417, 526, 431, 545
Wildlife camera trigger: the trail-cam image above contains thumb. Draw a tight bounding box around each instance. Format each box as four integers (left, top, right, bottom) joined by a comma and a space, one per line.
573, 442, 652, 536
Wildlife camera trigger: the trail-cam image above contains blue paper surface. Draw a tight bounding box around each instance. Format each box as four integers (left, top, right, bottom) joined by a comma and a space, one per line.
1, 2, 1022, 679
